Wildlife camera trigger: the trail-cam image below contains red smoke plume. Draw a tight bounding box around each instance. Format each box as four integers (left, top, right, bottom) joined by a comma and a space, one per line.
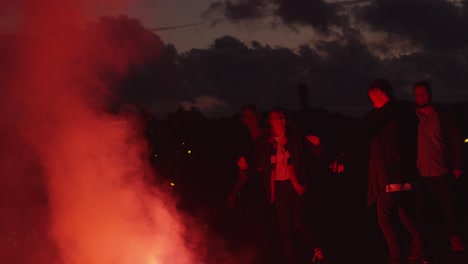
0, 1, 216, 264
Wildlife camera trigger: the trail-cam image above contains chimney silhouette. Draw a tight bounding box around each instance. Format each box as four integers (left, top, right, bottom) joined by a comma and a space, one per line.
298, 83, 310, 111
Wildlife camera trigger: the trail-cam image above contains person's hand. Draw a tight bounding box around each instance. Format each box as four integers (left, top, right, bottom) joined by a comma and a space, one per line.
296, 184, 306, 196
454, 169, 463, 179
227, 193, 237, 208
237, 156, 248, 171
330, 161, 344, 173
306, 135, 320, 146
291, 180, 306, 196
330, 152, 350, 174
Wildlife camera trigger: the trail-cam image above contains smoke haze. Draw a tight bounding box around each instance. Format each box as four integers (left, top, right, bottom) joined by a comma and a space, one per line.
0, 1, 243, 263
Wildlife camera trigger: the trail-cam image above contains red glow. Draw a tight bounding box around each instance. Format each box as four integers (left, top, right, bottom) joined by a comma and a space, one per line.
1, 1, 254, 263
0, 1, 218, 264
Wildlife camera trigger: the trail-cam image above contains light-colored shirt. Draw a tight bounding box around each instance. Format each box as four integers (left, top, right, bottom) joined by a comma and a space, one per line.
416, 109, 451, 177
272, 135, 293, 181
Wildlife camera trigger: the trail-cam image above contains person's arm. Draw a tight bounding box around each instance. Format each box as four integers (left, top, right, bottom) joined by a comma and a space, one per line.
227, 156, 249, 208
440, 111, 464, 178
306, 134, 325, 157
227, 171, 248, 208
288, 165, 306, 195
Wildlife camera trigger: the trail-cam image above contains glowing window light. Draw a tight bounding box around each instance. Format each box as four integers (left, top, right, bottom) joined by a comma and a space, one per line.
170, 182, 175, 187
187, 150, 192, 154
465, 138, 468, 143
182, 142, 186, 145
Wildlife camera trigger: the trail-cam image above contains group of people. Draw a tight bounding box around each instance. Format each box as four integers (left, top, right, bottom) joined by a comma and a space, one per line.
226, 78, 466, 264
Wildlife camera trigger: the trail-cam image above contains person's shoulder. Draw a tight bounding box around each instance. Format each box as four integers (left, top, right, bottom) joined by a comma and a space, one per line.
433, 104, 452, 116
433, 104, 458, 125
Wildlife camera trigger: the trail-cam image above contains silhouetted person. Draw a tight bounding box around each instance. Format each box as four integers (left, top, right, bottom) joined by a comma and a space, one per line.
227, 104, 274, 264
366, 78, 425, 264
228, 105, 269, 208
413, 81, 466, 252
266, 107, 327, 264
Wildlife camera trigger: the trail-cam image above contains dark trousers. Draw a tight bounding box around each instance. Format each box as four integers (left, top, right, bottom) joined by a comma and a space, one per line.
376, 191, 424, 262
274, 180, 317, 264
419, 174, 459, 237
238, 188, 276, 264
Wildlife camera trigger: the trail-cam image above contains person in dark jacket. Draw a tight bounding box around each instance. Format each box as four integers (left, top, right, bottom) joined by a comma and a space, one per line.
366, 78, 426, 264
226, 104, 274, 264
413, 81, 466, 252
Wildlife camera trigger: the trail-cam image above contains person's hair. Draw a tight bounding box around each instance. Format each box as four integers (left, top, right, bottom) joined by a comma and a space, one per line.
268, 107, 287, 121
267, 107, 298, 130
413, 81, 432, 99
368, 78, 394, 99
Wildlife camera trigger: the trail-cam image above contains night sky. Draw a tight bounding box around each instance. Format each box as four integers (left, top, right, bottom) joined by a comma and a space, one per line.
2, 0, 468, 118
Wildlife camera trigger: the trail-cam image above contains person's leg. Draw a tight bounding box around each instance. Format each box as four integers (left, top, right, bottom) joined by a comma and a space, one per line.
398, 191, 425, 261
243, 195, 269, 263
291, 190, 318, 249
426, 175, 465, 251
427, 175, 458, 237
274, 181, 296, 264
289, 188, 328, 263
377, 193, 401, 263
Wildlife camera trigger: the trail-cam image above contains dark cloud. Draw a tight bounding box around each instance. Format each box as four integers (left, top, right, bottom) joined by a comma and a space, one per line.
167, 33, 383, 117
205, 0, 266, 21
204, 0, 342, 33
173, 34, 468, 117
358, 0, 468, 51
300, 31, 382, 105
384, 49, 468, 102
178, 36, 305, 115
102, 30, 467, 118
191, 0, 468, 117
15, 3, 457, 119
274, 0, 340, 32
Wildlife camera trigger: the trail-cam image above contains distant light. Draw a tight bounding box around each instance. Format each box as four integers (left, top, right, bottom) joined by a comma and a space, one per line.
154, 153, 158, 157
187, 150, 192, 154
182, 142, 186, 145
465, 138, 468, 143
170, 182, 175, 187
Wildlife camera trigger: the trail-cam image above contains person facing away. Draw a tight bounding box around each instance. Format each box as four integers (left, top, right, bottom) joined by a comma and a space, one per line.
413, 81, 466, 252
366, 78, 426, 264
266, 107, 327, 264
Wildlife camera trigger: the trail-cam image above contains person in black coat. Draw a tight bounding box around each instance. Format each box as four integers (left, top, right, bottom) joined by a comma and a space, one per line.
366, 78, 426, 264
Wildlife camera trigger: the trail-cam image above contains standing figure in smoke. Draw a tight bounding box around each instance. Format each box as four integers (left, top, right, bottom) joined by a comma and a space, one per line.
266, 107, 327, 264
413, 81, 466, 253
365, 78, 426, 264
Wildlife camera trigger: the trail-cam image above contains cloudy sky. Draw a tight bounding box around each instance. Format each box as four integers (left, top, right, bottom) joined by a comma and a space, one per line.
2, 0, 468, 118
143, 0, 468, 117
126, 0, 319, 53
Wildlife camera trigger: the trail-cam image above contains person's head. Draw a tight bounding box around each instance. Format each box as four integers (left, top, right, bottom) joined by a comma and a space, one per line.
241, 104, 260, 129
368, 78, 394, 109
268, 107, 288, 137
413, 81, 432, 108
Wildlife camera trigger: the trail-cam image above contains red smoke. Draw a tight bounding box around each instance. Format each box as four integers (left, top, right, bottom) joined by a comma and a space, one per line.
0, 1, 208, 264
0, 1, 256, 263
